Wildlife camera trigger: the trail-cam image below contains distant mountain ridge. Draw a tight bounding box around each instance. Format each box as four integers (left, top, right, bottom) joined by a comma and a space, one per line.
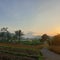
22, 32, 41, 39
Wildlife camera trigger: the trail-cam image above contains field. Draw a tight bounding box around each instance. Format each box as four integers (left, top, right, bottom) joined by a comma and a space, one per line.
0, 42, 44, 60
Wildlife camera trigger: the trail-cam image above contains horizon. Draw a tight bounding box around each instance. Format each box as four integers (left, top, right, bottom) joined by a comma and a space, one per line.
0, 27, 60, 36
0, 0, 60, 35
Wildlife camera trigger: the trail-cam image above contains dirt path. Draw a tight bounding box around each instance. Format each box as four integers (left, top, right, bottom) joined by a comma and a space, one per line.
41, 47, 60, 60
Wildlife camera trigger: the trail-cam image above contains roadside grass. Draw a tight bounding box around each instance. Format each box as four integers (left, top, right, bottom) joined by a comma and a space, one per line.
49, 45, 60, 54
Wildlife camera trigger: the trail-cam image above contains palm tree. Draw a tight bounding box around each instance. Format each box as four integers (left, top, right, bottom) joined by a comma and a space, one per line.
15, 30, 23, 41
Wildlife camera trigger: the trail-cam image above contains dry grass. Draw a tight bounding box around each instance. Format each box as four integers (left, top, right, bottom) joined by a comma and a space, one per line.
49, 45, 60, 54
0, 43, 43, 60
0, 42, 43, 50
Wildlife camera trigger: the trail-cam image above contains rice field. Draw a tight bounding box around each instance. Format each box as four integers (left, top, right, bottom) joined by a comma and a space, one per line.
0, 42, 44, 60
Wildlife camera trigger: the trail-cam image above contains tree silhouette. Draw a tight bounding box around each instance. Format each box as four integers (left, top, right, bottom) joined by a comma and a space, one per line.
15, 30, 23, 41
1, 27, 8, 32
41, 34, 49, 42
0, 27, 11, 42
52, 34, 60, 45
0, 27, 8, 40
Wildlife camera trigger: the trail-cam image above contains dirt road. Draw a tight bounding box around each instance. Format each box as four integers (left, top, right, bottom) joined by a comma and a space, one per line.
41, 47, 60, 60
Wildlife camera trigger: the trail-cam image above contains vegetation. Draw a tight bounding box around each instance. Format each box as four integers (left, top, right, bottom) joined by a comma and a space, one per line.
0, 27, 45, 60
49, 34, 60, 54
41, 34, 49, 41
0, 27, 24, 43
0, 27, 43, 46
51, 34, 60, 45
0, 27, 60, 59
0, 43, 44, 60
15, 30, 23, 41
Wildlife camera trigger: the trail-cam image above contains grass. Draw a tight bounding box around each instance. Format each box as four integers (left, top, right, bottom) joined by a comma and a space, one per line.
0, 42, 43, 50
49, 45, 60, 54
20, 40, 42, 45
0, 42, 44, 60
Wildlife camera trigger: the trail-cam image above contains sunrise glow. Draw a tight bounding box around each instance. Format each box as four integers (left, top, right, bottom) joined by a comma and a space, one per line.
0, 0, 60, 35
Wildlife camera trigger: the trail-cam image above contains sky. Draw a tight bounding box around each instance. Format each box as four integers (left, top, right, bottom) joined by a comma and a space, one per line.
0, 0, 60, 35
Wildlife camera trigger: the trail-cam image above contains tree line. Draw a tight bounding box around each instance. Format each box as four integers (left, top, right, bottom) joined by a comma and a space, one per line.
0, 27, 23, 42
0, 27, 60, 45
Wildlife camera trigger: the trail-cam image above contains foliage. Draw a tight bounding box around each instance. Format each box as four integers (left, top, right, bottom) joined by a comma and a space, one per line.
0, 27, 24, 43
52, 34, 60, 45
15, 30, 23, 40
20, 40, 42, 45
41, 34, 49, 42
0, 45, 43, 60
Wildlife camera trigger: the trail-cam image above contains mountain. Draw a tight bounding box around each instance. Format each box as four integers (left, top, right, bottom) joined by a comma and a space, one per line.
22, 32, 41, 39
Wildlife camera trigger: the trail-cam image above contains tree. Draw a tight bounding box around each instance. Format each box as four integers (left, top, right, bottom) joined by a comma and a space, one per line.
40, 34, 51, 45
1, 27, 8, 32
0, 27, 11, 42
52, 34, 60, 45
15, 30, 23, 40
41, 34, 49, 42
0, 32, 5, 40
0, 27, 8, 40
6, 31, 11, 40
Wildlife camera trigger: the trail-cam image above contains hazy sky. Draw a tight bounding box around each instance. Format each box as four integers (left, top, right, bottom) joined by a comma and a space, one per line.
0, 0, 60, 35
